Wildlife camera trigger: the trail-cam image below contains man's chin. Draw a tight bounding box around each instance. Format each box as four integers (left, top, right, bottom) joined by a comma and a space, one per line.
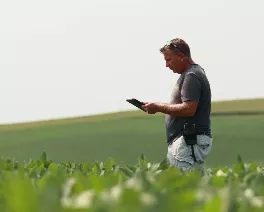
168, 68, 178, 73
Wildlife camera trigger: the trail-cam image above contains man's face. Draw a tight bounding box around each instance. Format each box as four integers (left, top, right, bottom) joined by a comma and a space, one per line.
163, 50, 183, 74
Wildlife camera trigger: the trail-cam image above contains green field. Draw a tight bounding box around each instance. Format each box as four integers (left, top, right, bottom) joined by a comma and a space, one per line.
0, 98, 263, 168
1, 152, 264, 212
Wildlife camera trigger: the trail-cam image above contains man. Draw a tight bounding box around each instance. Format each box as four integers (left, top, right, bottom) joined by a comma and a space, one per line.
142, 38, 212, 174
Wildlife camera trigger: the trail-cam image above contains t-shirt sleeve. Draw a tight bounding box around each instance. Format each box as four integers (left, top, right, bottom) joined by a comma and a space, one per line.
181, 73, 202, 103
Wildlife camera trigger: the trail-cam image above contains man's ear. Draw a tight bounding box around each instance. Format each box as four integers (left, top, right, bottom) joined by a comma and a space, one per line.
178, 52, 185, 59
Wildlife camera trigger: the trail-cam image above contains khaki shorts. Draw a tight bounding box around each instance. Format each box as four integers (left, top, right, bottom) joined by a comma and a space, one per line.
167, 134, 213, 174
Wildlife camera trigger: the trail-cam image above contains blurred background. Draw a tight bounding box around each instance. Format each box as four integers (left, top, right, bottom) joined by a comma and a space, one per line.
0, 0, 263, 168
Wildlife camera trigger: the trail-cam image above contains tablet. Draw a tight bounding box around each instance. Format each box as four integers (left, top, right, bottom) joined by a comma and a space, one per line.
126, 98, 146, 112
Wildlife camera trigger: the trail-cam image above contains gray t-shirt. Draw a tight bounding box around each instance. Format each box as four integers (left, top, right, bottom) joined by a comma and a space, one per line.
165, 64, 212, 145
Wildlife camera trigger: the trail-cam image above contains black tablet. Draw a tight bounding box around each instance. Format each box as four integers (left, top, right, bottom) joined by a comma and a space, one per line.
126, 98, 146, 112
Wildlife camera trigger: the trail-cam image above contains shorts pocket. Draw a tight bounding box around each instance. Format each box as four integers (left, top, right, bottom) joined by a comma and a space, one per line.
173, 136, 194, 165
194, 135, 213, 162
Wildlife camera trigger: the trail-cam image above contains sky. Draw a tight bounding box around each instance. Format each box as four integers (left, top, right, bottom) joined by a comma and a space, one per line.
0, 0, 263, 124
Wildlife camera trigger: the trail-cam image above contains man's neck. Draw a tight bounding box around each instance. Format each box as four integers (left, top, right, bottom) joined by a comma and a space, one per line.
180, 61, 196, 74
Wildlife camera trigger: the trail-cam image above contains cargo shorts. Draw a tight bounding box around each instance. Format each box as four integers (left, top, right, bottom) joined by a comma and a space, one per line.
167, 134, 213, 174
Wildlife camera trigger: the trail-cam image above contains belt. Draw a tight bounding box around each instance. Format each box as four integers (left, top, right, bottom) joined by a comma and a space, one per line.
167, 132, 212, 146
196, 132, 212, 137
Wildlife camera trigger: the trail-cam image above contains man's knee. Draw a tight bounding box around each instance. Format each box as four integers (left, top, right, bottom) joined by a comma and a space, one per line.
173, 160, 193, 172
167, 152, 205, 174
167, 153, 194, 171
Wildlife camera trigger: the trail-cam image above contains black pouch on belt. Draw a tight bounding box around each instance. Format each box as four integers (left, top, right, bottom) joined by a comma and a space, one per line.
182, 123, 197, 145
183, 122, 198, 162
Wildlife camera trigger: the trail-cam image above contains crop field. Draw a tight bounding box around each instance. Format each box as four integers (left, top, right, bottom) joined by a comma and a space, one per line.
0, 98, 263, 211
1, 152, 264, 212
0, 98, 263, 167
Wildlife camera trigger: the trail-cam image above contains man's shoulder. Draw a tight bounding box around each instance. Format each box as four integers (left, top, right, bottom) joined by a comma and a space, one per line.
186, 64, 205, 75
184, 64, 209, 81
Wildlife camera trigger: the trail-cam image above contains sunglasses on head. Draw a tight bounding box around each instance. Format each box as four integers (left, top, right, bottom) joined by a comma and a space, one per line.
165, 39, 181, 51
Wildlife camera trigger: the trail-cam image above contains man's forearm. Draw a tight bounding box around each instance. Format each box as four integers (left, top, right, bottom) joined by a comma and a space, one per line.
156, 102, 195, 116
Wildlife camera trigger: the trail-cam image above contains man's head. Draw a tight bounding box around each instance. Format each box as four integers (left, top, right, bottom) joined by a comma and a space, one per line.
160, 38, 193, 74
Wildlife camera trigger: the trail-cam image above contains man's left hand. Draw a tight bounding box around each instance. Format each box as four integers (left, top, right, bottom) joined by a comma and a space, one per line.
142, 102, 160, 114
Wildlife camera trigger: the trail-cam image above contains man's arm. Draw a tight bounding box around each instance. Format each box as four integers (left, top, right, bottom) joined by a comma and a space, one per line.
155, 101, 198, 116
155, 73, 202, 116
